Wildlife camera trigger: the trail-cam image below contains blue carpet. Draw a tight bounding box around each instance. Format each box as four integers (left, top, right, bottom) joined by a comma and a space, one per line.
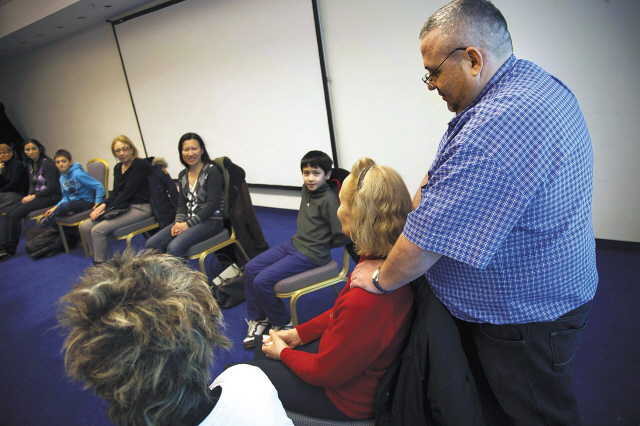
0, 207, 637, 425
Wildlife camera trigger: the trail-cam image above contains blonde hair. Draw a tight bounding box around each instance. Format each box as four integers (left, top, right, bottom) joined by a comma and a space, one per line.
110, 135, 139, 160
58, 249, 230, 426
344, 158, 412, 258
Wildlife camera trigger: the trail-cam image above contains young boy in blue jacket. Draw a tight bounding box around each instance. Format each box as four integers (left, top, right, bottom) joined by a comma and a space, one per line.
41, 150, 106, 227
243, 150, 350, 348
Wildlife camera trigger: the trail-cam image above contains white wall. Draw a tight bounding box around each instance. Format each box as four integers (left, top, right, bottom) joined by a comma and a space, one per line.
0, 0, 638, 242
0, 23, 141, 188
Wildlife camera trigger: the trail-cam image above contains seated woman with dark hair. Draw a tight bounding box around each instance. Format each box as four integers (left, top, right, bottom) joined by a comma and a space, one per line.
0, 143, 29, 209
58, 249, 293, 426
0, 139, 61, 261
249, 158, 415, 421
146, 132, 224, 257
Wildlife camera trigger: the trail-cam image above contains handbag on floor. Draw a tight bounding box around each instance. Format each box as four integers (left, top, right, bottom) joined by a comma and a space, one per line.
210, 253, 246, 309
24, 225, 71, 259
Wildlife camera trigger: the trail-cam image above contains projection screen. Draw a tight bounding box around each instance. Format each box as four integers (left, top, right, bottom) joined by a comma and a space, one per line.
112, 0, 332, 187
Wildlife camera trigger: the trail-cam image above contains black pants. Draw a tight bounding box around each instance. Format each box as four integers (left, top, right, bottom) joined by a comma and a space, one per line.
458, 301, 592, 426
0, 194, 60, 253
245, 337, 353, 421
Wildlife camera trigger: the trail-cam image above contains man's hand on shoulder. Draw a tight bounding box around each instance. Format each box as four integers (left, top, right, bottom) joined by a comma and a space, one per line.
350, 259, 385, 294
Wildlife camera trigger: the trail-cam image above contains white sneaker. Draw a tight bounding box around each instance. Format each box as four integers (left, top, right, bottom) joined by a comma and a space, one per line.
271, 320, 293, 333
243, 318, 270, 348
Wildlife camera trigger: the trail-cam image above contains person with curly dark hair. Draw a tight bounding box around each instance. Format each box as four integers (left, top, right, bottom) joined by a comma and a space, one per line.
58, 249, 293, 426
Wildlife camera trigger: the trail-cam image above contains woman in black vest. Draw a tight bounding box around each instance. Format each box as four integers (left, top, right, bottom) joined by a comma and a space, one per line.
146, 132, 224, 257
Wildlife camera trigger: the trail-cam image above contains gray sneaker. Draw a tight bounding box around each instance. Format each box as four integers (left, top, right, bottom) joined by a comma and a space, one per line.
243, 318, 270, 348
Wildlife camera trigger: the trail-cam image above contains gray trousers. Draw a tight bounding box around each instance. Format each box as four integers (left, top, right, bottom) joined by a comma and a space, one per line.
80, 203, 152, 262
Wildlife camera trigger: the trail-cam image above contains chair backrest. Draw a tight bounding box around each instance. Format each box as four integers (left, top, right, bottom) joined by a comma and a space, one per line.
86, 158, 109, 200
329, 167, 359, 264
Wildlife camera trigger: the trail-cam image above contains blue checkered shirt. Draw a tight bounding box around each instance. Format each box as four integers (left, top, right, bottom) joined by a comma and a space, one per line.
404, 55, 598, 324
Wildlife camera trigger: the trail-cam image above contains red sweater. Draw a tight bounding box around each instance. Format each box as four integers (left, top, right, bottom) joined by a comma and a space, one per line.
280, 263, 414, 419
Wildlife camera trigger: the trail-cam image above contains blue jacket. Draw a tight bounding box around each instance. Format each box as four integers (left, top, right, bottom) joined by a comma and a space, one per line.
57, 162, 105, 206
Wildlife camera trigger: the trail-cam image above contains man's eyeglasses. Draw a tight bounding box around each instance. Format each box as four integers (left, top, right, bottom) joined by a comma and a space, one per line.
422, 47, 468, 87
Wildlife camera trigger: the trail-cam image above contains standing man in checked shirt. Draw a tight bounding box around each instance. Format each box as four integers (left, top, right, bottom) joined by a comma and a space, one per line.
350, 0, 597, 424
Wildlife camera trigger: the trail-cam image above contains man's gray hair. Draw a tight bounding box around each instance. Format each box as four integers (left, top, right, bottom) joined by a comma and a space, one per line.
419, 0, 512, 59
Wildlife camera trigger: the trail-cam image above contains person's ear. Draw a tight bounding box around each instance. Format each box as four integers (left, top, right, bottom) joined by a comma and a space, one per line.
325, 170, 332, 180
466, 47, 484, 77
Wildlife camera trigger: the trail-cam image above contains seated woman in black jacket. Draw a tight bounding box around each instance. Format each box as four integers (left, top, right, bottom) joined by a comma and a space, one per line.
145, 132, 224, 257
0, 143, 29, 209
80, 135, 152, 264
0, 139, 61, 261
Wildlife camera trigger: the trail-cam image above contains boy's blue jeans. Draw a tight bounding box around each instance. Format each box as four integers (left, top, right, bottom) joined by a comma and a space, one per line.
54, 200, 95, 217
244, 241, 318, 326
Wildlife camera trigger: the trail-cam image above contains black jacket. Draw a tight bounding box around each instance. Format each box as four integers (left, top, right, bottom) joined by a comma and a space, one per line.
375, 276, 483, 426
215, 157, 268, 266
0, 155, 29, 195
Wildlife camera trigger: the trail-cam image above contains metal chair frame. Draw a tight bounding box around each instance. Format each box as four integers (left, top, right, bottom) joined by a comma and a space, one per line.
185, 225, 250, 275
183, 157, 250, 276
275, 246, 350, 327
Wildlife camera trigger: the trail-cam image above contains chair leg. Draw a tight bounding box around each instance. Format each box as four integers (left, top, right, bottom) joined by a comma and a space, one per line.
57, 224, 70, 254
289, 296, 300, 327
77, 221, 90, 257
233, 240, 251, 264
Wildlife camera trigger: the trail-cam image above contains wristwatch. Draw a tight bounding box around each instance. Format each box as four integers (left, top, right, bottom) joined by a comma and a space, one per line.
371, 267, 393, 294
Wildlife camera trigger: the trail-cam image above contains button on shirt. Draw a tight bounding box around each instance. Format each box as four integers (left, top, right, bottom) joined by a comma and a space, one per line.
404, 55, 598, 324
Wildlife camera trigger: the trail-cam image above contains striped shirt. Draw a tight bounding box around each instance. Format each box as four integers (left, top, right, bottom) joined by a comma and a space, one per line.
404, 55, 598, 324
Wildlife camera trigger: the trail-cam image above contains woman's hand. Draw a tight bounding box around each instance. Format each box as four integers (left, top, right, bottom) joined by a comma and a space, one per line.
90, 203, 106, 221
22, 194, 36, 204
262, 329, 297, 361
171, 222, 189, 236
275, 328, 302, 349
44, 206, 57, 217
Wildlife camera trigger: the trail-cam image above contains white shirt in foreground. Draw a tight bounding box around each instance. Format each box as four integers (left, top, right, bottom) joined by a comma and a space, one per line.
199, 364, 293, 426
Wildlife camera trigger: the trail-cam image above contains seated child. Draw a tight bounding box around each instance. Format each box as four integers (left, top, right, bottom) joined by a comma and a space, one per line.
243, 150, 350, 348
41, 149, 106, 227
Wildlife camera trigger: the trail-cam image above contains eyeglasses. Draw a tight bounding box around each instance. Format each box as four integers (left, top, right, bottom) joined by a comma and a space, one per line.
114, 147, 131, 154
422, 47, 468, 87
0, 150, 11, 155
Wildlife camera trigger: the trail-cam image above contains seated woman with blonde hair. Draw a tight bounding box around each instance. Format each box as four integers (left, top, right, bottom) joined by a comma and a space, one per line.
248, 157, 415, 421
80, 135, 153, 264
58, 249, 293, 426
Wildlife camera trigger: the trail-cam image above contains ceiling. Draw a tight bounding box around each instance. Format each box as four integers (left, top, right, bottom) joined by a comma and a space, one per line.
0, 0, 158, 62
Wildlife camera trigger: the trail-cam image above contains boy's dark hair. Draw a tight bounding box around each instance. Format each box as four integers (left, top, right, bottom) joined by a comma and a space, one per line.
54, 149, 72, 161
300, 150, 333, 174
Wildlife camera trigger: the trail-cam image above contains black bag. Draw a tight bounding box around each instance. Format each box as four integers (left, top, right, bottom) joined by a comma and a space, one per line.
212, 275, 246, 309
25, 225, 79, 259
210, 253, 246, 309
